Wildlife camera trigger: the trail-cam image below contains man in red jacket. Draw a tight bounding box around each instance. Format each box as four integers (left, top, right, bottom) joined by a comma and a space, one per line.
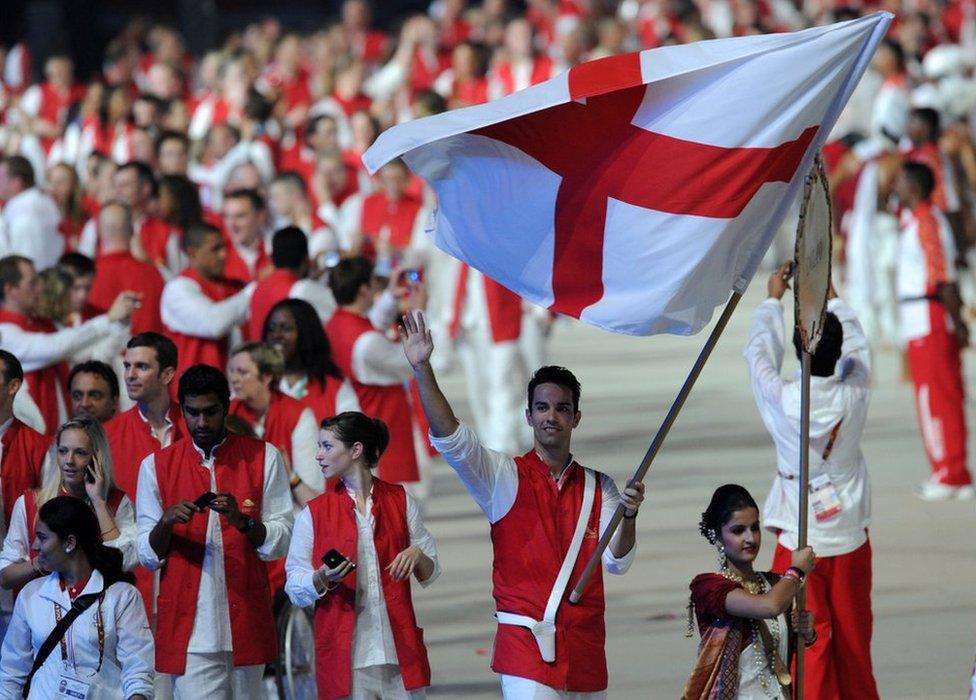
136, 364, 293, 698
0, 349, 51, 640
402, 311, 645, 698
88, 202, 166, 335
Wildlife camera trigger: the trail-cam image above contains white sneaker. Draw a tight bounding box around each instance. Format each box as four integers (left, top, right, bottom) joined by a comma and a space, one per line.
915, 480, 976, 501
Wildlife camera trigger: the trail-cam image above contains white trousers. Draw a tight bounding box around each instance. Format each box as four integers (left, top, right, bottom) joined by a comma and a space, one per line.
340, 663, 427, 699
501, 675, 607, 699
457, 329, 526, 456
165, 652, 264, 700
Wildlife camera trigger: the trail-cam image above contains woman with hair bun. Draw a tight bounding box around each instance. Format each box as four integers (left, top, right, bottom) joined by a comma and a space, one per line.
285, 411, 439, 699
683, 484, 816, 700
0, 417, 137, 594
0, 495, 154, 698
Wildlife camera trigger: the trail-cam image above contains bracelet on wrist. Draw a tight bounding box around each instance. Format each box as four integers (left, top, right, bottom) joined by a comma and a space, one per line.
622, 511, 638, 519
289, 472, 302, 489
786, 566, 806, 581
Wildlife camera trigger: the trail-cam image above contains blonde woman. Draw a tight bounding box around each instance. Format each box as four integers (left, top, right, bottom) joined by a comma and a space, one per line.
0, 417, 137, 594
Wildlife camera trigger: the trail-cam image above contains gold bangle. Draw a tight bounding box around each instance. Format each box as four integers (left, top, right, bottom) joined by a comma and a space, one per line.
289, 473, 302, 489
101, 526, 119, 538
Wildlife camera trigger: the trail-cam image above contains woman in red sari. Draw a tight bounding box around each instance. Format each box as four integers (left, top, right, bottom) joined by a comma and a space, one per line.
684, 485, 816, 700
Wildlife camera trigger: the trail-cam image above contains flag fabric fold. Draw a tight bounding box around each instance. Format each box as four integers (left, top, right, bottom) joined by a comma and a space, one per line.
365, 13, 892, 336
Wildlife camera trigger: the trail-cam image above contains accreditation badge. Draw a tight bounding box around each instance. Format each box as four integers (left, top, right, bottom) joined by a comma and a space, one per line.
809, 473, 842, 523
56, 673, 91, 700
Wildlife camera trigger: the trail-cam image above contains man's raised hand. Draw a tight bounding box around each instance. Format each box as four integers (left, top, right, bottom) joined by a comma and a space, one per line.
400, 311, 434, 368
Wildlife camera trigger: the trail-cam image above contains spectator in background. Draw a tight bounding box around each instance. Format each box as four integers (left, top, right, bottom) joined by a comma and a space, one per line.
0, 156, 63, 270
221, 188, 273, 285
68, 359, 121, 423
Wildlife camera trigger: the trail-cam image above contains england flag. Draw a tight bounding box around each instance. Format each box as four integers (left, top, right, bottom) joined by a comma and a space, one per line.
364, 13, 891, 336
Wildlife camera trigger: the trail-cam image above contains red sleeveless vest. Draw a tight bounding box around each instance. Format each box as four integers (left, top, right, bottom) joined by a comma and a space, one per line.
152, 434, 278, 674
228, 392, 306, 465
165, 268, 244, 378
325, 310, 419, 483
138, 216, 177, 270
308, 479, 431, 699
224, 235, 271, 288
247, 268, 298, 341
294, 375, 343, 424
489, 452, 608, 691
448, 266, 522, 343
0, 419, 49, 526
0, 310, 70, 435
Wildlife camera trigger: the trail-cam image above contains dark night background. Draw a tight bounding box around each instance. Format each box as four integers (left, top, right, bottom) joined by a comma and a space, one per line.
1, 0, 433, 81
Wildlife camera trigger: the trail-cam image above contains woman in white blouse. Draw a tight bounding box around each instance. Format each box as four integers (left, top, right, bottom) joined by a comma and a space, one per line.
285, 411, 439, 700
0, 417, 138, 593
0, 495, 154, 698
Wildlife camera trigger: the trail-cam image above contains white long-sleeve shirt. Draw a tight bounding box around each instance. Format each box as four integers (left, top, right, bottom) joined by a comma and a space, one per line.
430, 421, 635, 574
744, 297, 872, 557
289, 279, 336, 325
0, 187, 63, 269
160, 274, 255, 341
0, 491, 139, 575
135, 440, 293, 653
0, 569, 154, 700
284, 487, 439, 668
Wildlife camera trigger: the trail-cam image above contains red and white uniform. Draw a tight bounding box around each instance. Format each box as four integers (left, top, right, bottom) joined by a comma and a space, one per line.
898, 202, 972, 487
0, 417, 49, 625
77, 214, 183, 279
488, 56, 558, 101
278, 373, 359, 427
0, 311, 127, 435
89, 251, 166, 335
284, 478, 438, 699
0, 187, 63, 269
448, 265, 526, 454
228, 392, 320, 492
246, 268, 335, 341
18, 81, 85, 153
136, 434, 293, 694
325, 309, 420, 484
746, 297, 880, 699
160, 269, 254, 379
105, 404, 186, 612
430, 422, 634, 696
357, 192, 425, 255
903, 142, 960, 215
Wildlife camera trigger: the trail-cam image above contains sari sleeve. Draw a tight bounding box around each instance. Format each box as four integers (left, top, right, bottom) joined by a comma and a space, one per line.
690, 573, 740, 618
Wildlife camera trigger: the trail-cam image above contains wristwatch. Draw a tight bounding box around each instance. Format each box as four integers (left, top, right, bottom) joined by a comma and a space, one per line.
236, 515, 257, 533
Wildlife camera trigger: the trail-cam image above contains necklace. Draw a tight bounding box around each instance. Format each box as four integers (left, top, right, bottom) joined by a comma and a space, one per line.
719, 567, 783, 698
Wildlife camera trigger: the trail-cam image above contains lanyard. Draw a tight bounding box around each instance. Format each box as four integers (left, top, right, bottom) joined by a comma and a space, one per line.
53, 596, 105, 673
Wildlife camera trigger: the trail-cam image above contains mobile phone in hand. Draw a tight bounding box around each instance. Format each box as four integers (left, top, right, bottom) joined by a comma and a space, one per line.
85, 465, 96, 484
194, 491, 217, 510
322, 548, 356, 572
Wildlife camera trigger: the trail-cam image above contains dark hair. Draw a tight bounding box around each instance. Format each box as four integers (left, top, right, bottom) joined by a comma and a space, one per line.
414, 90, 447, 116
527, 365, 581, 412
321, 411, 389, 467
328, 256, 373, 305
69, 360, 120, 400
159, 174, 204, 231
271, 226, 309, 269
1, 155, 35, 189
910, 106, 940, 141
306, 114, 337, 142
224, 188, 265, 212
262, 298, 342, 381
0, 349, 24, 382
38, 496, 134, 585
792, 311, 843, 377
878, 37, 905, 72
58, 251, 96, 279
244, 88, 273, 122
182, 222, 223, 253
127, 332, 178, 371
0, 255, 32, 302
118, 161, 158, 197
902, 160, 936, 201
178, 364, 231, 409
699, 484, 759, 544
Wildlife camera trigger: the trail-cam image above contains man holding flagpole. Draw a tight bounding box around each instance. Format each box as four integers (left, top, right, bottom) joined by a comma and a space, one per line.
401, 310, 644, 699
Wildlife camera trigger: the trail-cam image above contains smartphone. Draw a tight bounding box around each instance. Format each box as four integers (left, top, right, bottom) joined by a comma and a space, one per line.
85, 464, 96, 484
398, 269, 423, 286
194, 491, 217, 509
321, 548, 356, 571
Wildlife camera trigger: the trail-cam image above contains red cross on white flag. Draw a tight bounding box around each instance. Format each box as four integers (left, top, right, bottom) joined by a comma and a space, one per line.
364, 13, 892, 336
